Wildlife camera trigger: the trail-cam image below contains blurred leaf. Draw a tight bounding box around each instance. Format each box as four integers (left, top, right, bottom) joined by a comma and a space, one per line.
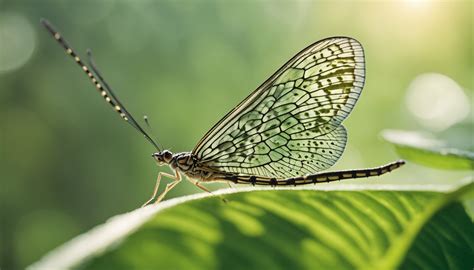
30, 182, 474, 270
438, 121, 474, 152
382, 130, 474, 170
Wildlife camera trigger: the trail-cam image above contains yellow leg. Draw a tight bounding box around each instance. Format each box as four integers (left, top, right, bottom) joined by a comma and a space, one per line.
195, 181, 213, 194
154, 171, 182, 204
189, 179, 228, 203
141, 170, 180, 207
187, 178, 212, 194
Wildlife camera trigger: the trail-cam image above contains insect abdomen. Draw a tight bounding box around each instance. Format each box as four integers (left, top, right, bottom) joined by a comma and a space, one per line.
227, 160, 405, 186
292, 160, 406, 185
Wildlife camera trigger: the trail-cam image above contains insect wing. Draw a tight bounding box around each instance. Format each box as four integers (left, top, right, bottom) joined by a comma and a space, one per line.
193, 37, 365, 179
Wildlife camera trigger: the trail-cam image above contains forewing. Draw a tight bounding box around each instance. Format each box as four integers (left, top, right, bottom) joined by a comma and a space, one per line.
193, 37, 364, 179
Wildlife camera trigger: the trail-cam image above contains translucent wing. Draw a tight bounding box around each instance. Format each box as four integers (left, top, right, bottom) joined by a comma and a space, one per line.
192, 37, 365, 179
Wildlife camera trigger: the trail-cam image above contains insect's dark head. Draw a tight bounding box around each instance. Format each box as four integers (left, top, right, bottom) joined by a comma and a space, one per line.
152, 150, 173, 165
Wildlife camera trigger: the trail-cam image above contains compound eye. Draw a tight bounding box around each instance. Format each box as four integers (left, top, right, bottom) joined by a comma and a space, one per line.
163, 151, 172, 160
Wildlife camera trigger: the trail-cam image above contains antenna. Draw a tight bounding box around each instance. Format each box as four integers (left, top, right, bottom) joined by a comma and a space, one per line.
40, 18, 161, 151
143, 115, 164, 150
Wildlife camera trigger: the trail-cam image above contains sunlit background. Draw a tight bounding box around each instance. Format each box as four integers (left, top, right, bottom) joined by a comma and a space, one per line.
1, 1, 472, 268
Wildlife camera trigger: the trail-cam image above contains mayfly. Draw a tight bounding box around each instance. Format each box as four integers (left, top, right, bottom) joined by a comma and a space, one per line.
41, 19, 405, 206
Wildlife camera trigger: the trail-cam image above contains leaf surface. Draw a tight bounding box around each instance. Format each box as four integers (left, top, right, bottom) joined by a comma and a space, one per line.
29, 183, 474, 270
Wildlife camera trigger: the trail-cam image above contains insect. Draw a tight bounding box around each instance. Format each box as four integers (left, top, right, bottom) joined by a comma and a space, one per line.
41, 19, 405, 206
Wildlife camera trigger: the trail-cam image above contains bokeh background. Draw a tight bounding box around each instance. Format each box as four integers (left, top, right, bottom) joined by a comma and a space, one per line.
1, 0, 472, 269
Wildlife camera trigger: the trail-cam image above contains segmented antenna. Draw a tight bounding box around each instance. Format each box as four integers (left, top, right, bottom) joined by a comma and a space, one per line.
143, 115, 164, 150
40, 18, 161, 151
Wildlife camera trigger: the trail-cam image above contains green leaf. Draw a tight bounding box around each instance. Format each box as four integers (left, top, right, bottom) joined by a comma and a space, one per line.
382, 130, 474, 170
29, 182, 474, 270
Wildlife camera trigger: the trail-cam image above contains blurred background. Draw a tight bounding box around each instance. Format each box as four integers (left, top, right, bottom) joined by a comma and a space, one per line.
1, 0, 472, 269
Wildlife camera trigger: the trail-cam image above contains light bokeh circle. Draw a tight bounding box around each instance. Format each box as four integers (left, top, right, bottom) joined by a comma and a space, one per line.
406, 73, 470, 131
0, 13, 36, 73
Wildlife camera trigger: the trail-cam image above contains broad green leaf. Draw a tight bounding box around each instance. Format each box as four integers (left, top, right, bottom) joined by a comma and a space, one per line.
29, 182, 474, 270
382, 130, 474, 170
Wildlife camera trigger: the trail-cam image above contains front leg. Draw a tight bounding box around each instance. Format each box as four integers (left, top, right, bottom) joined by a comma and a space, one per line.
142, 170, 181, 207
154, 171, 182, 204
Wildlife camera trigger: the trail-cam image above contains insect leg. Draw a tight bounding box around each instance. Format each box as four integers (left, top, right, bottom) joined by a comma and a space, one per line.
188, 178, 228, 203
195, 181, 213, 194
141, 171, 177, 207
154, 171, 182, 204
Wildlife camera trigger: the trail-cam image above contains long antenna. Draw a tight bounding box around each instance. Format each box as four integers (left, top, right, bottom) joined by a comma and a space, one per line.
40, 18, 161, 151
86, 50, 161, 150
143, 115, 164, 150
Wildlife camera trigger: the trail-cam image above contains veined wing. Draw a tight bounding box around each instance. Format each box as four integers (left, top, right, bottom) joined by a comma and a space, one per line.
192, 37, 365, 179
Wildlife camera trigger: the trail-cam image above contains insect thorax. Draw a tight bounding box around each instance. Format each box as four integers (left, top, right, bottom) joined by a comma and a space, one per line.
168, 152, 194, 171
166, 152, 230, 181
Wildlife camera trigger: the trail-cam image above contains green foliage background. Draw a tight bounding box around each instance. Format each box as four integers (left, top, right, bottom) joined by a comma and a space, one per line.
1, 1, 472, 269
